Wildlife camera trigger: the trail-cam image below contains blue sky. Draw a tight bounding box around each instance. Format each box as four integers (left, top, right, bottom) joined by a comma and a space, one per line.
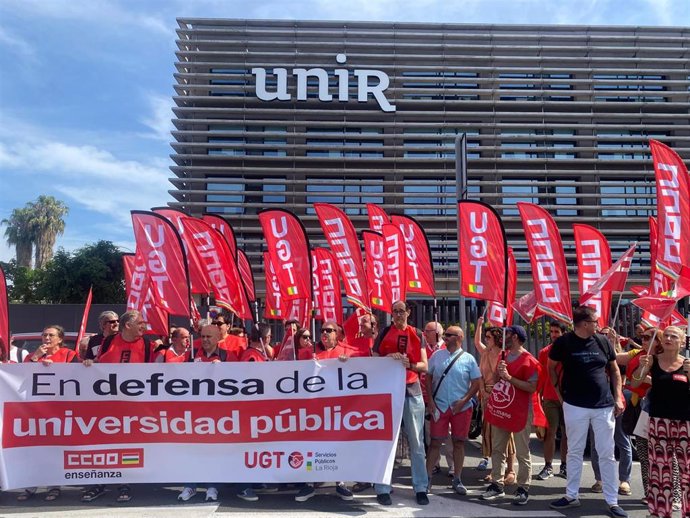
1, 0, 688, 263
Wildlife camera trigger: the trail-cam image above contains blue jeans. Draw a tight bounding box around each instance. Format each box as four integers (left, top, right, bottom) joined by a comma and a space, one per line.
376, 392, 428, 494
590, 391, 632, 483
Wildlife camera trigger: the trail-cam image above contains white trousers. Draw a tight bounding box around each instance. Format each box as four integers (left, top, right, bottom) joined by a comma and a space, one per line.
562, 402, 618, 506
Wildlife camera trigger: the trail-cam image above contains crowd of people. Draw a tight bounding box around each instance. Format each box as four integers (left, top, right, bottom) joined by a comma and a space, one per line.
4, 302, 689, 518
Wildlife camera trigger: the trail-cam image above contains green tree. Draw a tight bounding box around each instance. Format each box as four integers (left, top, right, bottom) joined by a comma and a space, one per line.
38, 241, 125, 303
0, 260, 43, 303
29, 195, 69, 269
2, 208, 34, 268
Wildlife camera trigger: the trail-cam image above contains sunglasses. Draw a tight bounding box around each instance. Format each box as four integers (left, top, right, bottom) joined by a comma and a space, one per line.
301, 335, 312, 340
106, 320, 119, 324
213, 321, 226, 327
443, 333, 459, 338
321, 328, 335, 334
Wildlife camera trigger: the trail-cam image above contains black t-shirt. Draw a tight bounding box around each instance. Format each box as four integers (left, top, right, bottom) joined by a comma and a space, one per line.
84, 333, 105, 360
549, 331, 615, 409
649, 360, 690, 421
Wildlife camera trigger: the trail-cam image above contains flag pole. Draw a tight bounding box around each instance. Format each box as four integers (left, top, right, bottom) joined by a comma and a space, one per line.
610, 292, 625, 332
456, 134, 468, 342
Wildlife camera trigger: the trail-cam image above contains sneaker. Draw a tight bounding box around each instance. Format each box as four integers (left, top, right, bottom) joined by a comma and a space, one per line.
608, 504, 628, 518
376, 493, 392, 506
178, 487, 196, 501
294, 485, 315, 502
591, 480, 603, 493
481, 483, 505, 500
477, 457, 489, 471
452, 478, 467, 496
236, 488, 257, 502
550, 496, 581, 509
205, 487, 218, 502
536, 465, 554, 480
448, 468, 455, 478
618, 481, 631, 496
415, 492, 429, 505
513, 487, 529, 506
557, 464, 567, 479
335, 483, 353, 501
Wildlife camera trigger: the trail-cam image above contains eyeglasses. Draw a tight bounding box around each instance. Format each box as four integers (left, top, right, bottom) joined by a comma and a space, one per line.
106, 320, 119, 324
443, 333, 458, 338
321, 328, 335, 334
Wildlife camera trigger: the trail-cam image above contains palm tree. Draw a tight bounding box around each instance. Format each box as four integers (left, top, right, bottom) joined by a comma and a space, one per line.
2, 207, 34, 268
29, 195, 69, 269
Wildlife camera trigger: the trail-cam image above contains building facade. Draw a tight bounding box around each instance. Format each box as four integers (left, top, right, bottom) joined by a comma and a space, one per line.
169, 19, 690, 302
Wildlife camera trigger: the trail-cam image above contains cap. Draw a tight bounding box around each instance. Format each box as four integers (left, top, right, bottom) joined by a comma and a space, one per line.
507, 325, 528, 343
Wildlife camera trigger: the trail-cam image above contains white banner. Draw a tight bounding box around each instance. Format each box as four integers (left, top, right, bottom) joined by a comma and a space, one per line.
0, 358, 404, 490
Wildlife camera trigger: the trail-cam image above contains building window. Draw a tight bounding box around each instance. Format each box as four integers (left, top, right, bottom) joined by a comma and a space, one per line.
501, 181, 539, 215
306, 181, 384, 215
600, 181, 655, 216
206, 183, 244, 214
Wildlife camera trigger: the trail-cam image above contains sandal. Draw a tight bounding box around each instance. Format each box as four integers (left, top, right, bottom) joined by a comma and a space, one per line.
81, 486, 106, 502
16, 489, 36, 501
44, 488, 61, 501
117, 486, 132, 503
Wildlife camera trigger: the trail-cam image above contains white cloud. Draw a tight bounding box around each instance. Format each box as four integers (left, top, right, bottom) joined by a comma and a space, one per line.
140, 93, 175, 142
0, 0, 171, 36
0, 25, 35, 57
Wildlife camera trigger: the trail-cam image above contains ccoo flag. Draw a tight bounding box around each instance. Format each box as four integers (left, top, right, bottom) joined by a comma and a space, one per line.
486, 247, 516, 327
237, 249, 256, 303
367, 203, 389, 233
518, 202, 572, 325
122, 253, 168, 336
458, 201, 508, 306
650, 140, 690, 281
391, 214, 436, 297
312, 248, 343, 324
573, 224, 612, 327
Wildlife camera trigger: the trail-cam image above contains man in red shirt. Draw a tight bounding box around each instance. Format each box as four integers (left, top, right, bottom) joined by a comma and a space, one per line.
192, 324, 238, 363
373, 300, 429, 506
82, 310, 155, 504
240, 323, 271, 362
157, 327, 191, 363
314, 321, 350, 360
536, 321, 568, 480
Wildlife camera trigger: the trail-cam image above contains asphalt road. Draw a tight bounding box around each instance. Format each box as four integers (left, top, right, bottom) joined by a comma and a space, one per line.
0, 435, 670, 518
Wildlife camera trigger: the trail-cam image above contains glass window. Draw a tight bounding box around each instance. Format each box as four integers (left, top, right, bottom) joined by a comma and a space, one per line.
501, 182, 539, 215
306, 181, 384, 215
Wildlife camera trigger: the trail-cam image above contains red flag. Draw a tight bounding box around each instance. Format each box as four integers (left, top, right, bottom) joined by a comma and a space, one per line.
458, 201, 507, 304
367, 203, 389, 232
181, 217, 252, 320
512, 290, 544, 324
579, 243, 637, 306
518, 202, 572, 324
670, 310, 687, 327
75, 286, 93, 351
0, 263, 9, 360
486, 247, 517, 326
314, 203, 369, 310
123, 253, 168, 336
237, 250, 256, 302
391, 214, 436, 297
259, 210, 312, 304
363, 230, 392, 312
649, 217, 675, 296
202, 213, 237, 261
650, 139, 690, 280
631, 285, 650, 297
283, 298, 311, 329
674, 266, 690, 300
381, 223, 408, 306
312, 248, 343, 324
573, 224, 612, 326
152, 208, 208, 295
263, 252, 283, 320
131, 211, 191, 317
633, 296, 677, 323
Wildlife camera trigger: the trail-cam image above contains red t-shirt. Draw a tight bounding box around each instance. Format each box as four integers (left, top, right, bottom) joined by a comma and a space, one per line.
538, 344, 561, 402
240, 347, 268, 362
25, 347, 78, 363
191, 347, 238, 363
345, 336, 374, 358
219, 335, 246, 355
315, 343, 350, 360
161, 348, 190, 363
375, 325, 423, 385
97, 335, 154, 364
